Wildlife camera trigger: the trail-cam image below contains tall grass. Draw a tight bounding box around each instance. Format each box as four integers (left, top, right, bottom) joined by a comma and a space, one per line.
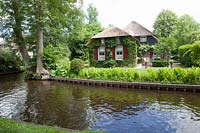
78, 67, 200, 84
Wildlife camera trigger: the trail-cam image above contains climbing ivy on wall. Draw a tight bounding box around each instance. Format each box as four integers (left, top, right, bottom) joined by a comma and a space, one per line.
138, 45, 155, 57
88, 36, 137, 67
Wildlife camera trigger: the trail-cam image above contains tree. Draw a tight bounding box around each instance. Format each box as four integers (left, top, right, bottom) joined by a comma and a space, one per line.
0, 0, 30, 66
68, 3, 102, 60
153, 9, 178, 37
1, 0, 84, 75
87, 3, 98, 24
155, 37, 177, 60
28, 0, 83, 74
172, 15, 200, 47
34, 0, 48, 74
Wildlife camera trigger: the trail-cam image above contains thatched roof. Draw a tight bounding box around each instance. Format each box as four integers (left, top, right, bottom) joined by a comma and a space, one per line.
92, 26, 130, 39
123, 21, 155, 37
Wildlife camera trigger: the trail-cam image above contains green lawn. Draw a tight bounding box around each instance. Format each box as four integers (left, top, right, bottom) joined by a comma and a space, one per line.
0, 118, 102, 133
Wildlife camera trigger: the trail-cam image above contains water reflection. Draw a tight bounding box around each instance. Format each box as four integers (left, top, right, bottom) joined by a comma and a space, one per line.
0, 74, 200, 133
0, 74, 27, 119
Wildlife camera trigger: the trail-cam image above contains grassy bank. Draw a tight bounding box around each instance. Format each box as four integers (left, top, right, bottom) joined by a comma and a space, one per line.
78, 67, 200, 84
0, 118, 101, 133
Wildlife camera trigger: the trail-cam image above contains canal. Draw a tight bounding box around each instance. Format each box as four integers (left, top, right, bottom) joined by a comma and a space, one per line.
0, 74, 200, 133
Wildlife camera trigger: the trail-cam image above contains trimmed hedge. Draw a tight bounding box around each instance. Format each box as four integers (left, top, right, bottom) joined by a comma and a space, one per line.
152, 60, 169, 67
70, 58, 85, 74
191, 41, 200, 67
178, 41, 200, 67
178, 44, 192, 67
78, 67, 200, 84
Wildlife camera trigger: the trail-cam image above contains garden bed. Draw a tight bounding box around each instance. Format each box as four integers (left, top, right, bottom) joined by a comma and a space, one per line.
78, 67, 200, 84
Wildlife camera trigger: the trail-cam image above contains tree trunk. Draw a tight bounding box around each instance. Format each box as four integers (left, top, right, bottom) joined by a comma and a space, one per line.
12, 0, 30, 67
15, 31, 30, 67
36, 23, 49, 75
17, 38, 30, 67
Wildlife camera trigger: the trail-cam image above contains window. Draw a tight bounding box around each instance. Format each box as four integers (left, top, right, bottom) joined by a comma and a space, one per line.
116, 37, 120, 44
101, 38, 105, 45
98, 46, 105, 61
115, 46, 123, 60
140, 36, 147, 43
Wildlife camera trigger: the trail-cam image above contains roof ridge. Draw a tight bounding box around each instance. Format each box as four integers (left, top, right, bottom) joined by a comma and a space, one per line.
92, 26, 130, 39
131, 21, 154, 35
123, 21, 155, 36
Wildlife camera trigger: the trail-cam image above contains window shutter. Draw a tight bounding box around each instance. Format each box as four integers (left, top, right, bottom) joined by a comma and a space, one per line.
112, 48, 115, 59
123, 46, 127, 59
93, 48, 98, 60
105, 48, 108, 60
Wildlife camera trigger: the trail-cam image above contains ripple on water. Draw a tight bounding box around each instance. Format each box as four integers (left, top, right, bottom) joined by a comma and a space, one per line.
0, 85, 27, 119
1, 75, 200, 133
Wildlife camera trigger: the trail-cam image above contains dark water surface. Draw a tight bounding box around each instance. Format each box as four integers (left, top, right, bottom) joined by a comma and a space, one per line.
0, 74, 200, 133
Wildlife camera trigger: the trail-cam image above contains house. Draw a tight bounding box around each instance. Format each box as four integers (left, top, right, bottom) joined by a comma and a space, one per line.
0, 39, 7, 49
88, 21, 157, 67
123, 21, 157, 61
88, 26, 138, 67
0, 39, 18, 50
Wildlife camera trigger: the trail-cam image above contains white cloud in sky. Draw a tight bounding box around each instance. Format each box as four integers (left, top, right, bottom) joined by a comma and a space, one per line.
84, 0, 200, 31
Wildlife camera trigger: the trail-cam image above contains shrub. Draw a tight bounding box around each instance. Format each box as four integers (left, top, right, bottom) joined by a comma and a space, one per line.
152, 60, 169, 67
191, 41, 200, 67
70, 58, 85, 74
104, 60, 116, 67
94, 60, 116, 68
78, 67, 200, 84
43, 44, 70, 70
178, 44, 192, 67
0, 48, 22, 73
50, 58, 70, 77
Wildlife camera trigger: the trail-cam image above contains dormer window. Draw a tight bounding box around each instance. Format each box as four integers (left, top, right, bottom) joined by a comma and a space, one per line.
140, 36, 147, 43
101, 38, 105, 45
98, 46, 105, 61
116, 37, 120, 44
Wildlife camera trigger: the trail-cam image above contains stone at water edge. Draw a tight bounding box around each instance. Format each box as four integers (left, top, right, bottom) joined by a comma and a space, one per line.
41, 74, 50, 80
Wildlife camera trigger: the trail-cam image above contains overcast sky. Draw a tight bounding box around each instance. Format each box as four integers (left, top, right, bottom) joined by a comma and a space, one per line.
84, 0, 200, 31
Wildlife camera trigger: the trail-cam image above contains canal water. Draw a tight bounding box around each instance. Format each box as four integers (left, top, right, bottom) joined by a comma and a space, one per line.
0, 74, 200, 133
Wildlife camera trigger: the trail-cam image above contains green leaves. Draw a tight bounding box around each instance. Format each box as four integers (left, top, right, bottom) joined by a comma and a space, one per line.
153, 10, 200, 49
172, 15, 200, 47
43, 44, 71, 70
153, 9, 178, 37
178, 41, 200, 67
138, 45, 155, 57
178, 44, 192, 67
78, 67, 200, 84
0, 48, 22, 73
70, 58, 85, 75
191, 41, 200, 67
155, 36, 177, 58
87, 3, 99, 24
